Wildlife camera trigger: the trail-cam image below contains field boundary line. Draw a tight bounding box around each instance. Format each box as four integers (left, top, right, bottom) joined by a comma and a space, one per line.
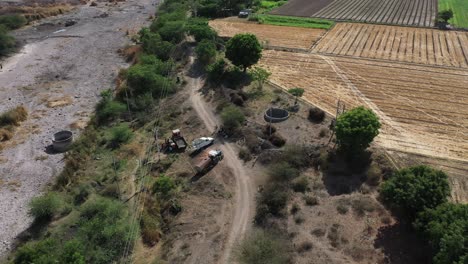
310, 50, 468, 71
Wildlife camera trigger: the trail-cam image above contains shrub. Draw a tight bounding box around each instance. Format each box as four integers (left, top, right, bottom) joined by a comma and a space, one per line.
297, 241, 313, 253
195, 39, 216, 65
268, 133, 286, 147
0, 14, 27, 29
366, 162, 382, 186
140, 211, 161, 246
249, 67, 271, 90
158, 21, 186, 43
73, 184, 92, 204
255, 184, 288, 224
0, 105, 28, 126
238, 147, 252, 161
290, 203, 300, 214
268, 162, 299, 182
187, 20, 216, 42
304, 195, 318, 206
29, 192, 63, 220
127, 64, 175, 97
0, 25, 15, 56
206, 58, 226, 84
14, 238, 60, 264
101, 183, 120, 199
153, 175, 176, 197
221, 105, 245, 130
292, 176, 308, 193
380, 165, 450, 219
335, 106, 381, 154
282, 145, 310, 168
235, 230, 289, 264
308, 107, 325, 123
78, 197, 135, 264
95, 98, 126, 124
140, 30, 175, 61
351, 196, 378, 217
336, 199, 350, 215
294, 215, 305, 224
109, 124, 133, 148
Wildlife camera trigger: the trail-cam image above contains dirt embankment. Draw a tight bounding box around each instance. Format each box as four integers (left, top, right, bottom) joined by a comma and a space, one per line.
0, 0, 156, 259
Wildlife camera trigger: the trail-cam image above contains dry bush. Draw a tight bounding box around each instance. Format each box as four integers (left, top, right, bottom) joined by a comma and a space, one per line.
336, 198, 350, 215
327, 223, 344, 248
311, 228, 326, 237
238, 147, 252, 162
294, 215, 305, 224
381, 215, 392, 225
269, 133, 286, 147
296, 241, 313, 253
366, 162, 382, 186
318, 128, 328, 137
351, 196, 378, 217
0, 128, 13, 142
304, 195, 318, 206
290, 203, 300, 215
121, 141, 144, 158
0, 106, 28, 127
292, 176, 309, 193
308, 107, 325, 123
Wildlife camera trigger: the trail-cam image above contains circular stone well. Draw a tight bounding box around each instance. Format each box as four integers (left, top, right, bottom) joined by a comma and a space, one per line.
264, 107, 289, 123
52, 130, 73, 152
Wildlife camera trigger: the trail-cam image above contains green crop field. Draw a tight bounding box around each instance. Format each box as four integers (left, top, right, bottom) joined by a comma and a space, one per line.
256, 14, 334, 29
439, 0, 468, 28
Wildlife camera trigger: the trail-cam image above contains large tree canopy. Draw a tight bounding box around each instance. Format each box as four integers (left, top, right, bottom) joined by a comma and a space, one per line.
414, 203, 468, 264
380, 165, 450, 218
335, 106, 380, 154
225, 33, 262, 72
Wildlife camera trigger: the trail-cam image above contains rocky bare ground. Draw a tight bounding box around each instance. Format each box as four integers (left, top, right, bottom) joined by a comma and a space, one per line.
0, 0, 156, 258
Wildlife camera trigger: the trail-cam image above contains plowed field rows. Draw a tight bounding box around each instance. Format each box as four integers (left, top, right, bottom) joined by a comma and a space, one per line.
209, 19, 326, 50
313, 23, 468, 68
259, 50, 468, 163
313, 0, 437, 27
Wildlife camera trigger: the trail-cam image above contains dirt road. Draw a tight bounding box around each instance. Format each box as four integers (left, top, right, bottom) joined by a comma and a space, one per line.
187, 57, 255, 264
0, 0, 156, 258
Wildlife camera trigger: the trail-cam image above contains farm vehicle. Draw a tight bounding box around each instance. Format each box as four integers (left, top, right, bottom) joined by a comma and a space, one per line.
161, 129, 214, 154
194, 149, 224, 174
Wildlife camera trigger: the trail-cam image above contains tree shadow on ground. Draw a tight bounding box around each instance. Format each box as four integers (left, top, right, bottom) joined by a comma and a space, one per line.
12, 218, 50, 249
321, 151, 371, 195
374, 221, 432, 264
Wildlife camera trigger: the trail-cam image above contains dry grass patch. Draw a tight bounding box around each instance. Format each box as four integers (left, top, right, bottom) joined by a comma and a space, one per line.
46, 95, 73, 108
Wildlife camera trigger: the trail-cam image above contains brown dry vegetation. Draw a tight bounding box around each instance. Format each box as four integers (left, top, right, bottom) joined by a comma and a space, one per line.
209, 18, 327, 50
313, 23, 468, 68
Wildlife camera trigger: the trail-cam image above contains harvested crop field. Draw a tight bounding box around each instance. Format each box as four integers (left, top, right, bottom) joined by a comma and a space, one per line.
273, 0, 437, 27
209, 18, 326, 50
259, 50, 468, 176
313, 23, 468, 68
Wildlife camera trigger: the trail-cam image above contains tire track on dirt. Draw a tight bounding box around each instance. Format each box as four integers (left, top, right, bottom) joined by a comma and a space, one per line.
187, 57, 254, 264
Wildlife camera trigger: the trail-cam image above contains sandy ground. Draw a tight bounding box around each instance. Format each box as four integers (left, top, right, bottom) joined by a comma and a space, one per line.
0, 0, 157, 258
163, 56, 256, 264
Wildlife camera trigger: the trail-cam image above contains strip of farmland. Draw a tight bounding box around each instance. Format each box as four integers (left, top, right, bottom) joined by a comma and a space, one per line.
209, 19, 326, 50
274, 0, 437, 27
259, 50, 468, 165
313, 23, 468, 69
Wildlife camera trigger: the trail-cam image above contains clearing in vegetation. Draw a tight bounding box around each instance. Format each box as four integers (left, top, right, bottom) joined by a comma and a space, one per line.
209, 18, 327, 50
439, 0, 468, 28
255, 14, 334, 29
272, 0, 437, 27
259, 50, 468, 181
313, 23, 468, 68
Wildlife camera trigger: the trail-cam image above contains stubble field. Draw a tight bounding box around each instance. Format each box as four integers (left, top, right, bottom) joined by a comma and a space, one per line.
313, 23, 468, 68
259, 50, 468, 200
209, 18, 326, 50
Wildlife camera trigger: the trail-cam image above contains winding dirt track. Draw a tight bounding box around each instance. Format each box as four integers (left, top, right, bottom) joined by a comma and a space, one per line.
187, 57, 255, 264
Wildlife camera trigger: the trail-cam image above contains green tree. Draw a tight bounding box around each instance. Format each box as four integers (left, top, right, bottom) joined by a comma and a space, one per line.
206, 58, 226, 84
153, 175, 176, 197
109, 124, 133, 147
158, 21, 186, 43
335, 106, 380, 154
127, 64, 175, 97
226, 33, 262, 72
288, 87, 304, 105
414, 203, 468, 264
250, 66, 271, 90
438, 9, 454, 23
381, 165, 450, 218
221, 105, 245, 129
140, 30, 175, 61
195, 39, 216, 65
187, 18, 217, 42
